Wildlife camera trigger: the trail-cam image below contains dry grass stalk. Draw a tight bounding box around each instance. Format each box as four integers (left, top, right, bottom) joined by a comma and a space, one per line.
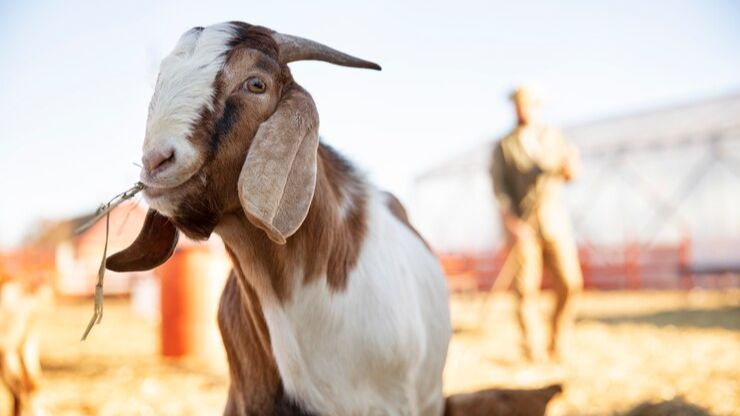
79, 182, 144, 341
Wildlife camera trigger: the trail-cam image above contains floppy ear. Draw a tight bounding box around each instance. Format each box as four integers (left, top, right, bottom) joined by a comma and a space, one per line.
238, 84, 319, 244
106, 209, 179, 272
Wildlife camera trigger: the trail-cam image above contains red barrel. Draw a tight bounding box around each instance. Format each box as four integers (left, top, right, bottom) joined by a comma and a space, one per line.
157, 245, 230, 359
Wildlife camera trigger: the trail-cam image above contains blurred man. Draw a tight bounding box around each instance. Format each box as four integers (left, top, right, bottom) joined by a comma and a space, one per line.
489, 86, 583, 362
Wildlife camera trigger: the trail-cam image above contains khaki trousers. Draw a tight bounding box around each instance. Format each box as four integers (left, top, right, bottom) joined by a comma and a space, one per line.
510, 230, 583, 359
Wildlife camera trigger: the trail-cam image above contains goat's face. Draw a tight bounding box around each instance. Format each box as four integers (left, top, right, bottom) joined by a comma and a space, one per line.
140, 23, 288, 238
106, 22, 379, 272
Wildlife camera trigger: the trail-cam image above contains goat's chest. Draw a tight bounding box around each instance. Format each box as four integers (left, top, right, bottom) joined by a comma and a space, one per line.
259, 199, 451, 415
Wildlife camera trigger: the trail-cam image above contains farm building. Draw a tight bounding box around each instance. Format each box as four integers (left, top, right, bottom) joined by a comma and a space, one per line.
13, 202, 231, 316
19, 203, 152, 296
412, 92, 740, 290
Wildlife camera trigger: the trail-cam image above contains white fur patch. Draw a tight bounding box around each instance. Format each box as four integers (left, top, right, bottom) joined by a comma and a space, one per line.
142, 23, 236, 188
256, 190, 452, 415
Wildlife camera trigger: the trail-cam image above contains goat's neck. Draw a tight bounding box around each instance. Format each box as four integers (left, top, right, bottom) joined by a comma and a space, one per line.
215, 144, 368, 303
213, 144, 367, 413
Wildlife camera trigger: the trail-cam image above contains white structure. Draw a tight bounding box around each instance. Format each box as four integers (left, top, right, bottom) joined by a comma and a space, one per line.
412, 92, 740, 263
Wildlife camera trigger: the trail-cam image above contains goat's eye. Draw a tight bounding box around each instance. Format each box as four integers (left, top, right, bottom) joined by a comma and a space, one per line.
244, 77, 266, 94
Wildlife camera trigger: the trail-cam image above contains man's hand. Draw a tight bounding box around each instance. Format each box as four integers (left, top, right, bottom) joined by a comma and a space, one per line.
561, 144, 581, 181
501, 208, 535, 243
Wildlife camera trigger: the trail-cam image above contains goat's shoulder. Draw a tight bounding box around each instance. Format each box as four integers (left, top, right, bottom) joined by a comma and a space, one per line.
381, 191, 431, 250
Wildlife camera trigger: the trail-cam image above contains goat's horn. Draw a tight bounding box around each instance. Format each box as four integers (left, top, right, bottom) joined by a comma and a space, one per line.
273, 32, 381, 71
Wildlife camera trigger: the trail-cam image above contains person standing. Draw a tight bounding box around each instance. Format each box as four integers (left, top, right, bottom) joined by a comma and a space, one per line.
489, 86, 583, 362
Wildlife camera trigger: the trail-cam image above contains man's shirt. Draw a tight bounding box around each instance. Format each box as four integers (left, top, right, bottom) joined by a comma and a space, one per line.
490, 124, 575, 241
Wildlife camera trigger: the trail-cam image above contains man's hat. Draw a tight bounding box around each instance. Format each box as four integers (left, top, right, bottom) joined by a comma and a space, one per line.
510, 85, 543, 106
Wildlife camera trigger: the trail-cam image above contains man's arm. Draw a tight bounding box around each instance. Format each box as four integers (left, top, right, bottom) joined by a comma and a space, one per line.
556, 130, 581, 181
490, 144, 513, 213
490, 144, 533, 241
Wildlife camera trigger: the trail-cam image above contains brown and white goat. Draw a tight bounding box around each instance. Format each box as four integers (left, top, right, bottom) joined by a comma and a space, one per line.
106, 22, 451, 415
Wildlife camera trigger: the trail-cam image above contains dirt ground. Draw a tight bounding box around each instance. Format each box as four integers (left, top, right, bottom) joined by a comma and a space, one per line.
30, 290, 740, 415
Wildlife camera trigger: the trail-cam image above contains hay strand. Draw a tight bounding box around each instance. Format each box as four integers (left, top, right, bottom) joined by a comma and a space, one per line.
75, 182, 144, 235
79, 182, 144, 340
81, 212, 109, 340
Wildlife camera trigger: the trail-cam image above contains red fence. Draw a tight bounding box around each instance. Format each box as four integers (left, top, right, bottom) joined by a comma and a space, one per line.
439, 239, 738, 292
0, 248, 56, 291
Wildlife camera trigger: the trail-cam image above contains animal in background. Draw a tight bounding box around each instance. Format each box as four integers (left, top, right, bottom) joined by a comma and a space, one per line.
0, 277, 46, 416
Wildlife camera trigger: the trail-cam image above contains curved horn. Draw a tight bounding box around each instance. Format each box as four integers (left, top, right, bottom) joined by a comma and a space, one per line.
272, 32, 381, 70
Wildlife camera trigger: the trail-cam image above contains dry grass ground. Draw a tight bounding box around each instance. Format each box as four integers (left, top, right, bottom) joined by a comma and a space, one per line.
31, 290, 740, 415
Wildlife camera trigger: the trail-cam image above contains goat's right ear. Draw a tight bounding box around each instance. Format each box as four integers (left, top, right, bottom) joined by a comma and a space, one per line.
106, 209, 179, 272
238, 84, 319, 244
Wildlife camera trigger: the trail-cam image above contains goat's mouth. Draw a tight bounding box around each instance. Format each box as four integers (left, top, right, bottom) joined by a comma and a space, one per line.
142, 180, 189, 218
141, 168, 209, 218
142, 185, 169, 199
142, 184, 178, 218
139, 160, 202, 189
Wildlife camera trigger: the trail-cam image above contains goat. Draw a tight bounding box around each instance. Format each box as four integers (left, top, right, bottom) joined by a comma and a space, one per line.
106, 22, 451, 415
0, 279, 44, 416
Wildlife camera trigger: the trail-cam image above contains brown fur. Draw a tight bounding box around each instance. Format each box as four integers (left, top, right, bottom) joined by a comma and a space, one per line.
211, 144, 368, 300
217, 270, 306, 415
444, 384, 562, 416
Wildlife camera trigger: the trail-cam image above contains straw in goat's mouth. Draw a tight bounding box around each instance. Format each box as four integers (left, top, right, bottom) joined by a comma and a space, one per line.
78, 182, 144, 341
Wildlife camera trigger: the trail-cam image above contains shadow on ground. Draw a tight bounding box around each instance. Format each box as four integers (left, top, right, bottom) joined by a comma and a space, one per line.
579, 306, 740, 331
618, 398, 712, 416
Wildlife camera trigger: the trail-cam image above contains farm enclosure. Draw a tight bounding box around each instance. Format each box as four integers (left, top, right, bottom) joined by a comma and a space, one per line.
22, 290, 740, 416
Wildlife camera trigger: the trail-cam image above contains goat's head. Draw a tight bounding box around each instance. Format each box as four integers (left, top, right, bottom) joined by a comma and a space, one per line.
106, 22, 379, 272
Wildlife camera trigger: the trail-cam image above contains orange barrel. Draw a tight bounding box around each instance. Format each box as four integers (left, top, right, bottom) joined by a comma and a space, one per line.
157, 245, 230, 359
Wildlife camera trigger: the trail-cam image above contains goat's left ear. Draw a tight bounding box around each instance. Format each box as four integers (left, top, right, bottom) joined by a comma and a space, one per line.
106, 209, 179, 271
238, 84, 319, 244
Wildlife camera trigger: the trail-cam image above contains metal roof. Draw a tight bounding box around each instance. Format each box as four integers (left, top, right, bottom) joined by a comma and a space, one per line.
417, 91, 740, 180
566, 91, 740, 156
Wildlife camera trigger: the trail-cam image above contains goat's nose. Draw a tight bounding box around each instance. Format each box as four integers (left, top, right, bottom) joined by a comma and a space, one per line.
142, 146, 175, 175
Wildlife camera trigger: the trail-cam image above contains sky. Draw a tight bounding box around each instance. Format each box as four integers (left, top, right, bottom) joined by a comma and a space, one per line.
0, 0, 739, 248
